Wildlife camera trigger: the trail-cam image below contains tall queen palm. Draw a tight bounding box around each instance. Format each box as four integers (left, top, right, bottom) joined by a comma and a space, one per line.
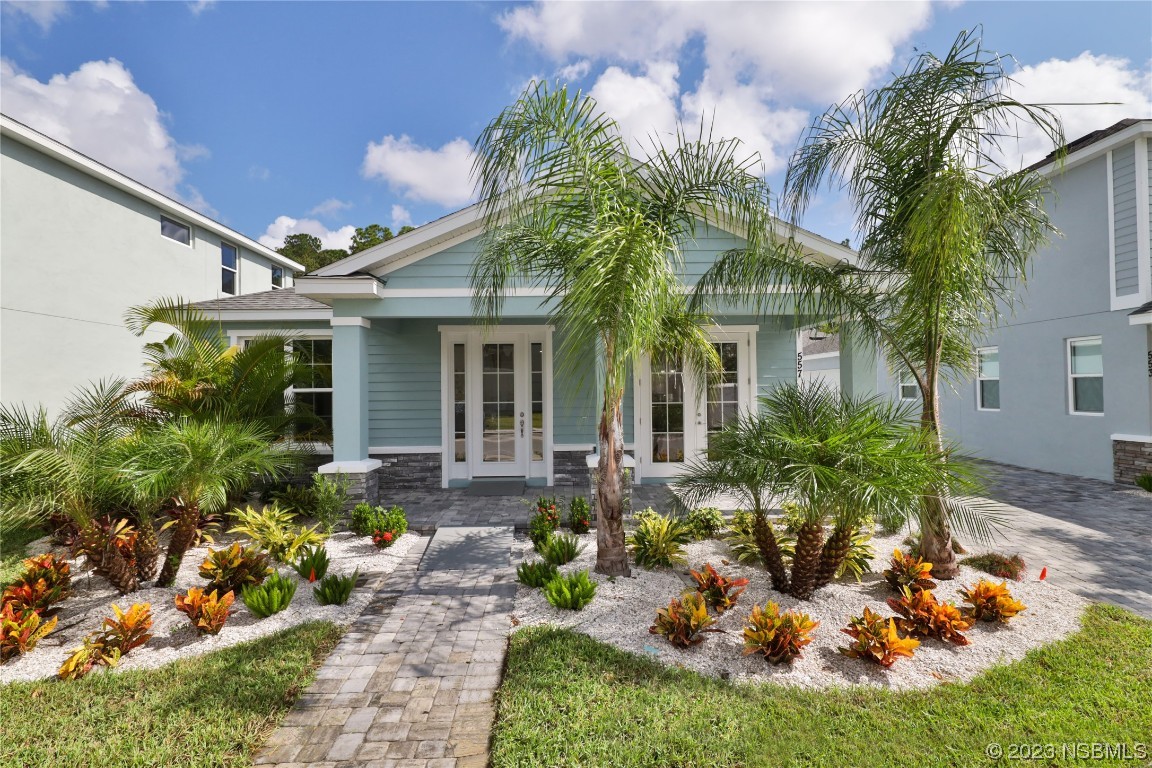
698, 30, 1063, 577
471, 82, 774, 576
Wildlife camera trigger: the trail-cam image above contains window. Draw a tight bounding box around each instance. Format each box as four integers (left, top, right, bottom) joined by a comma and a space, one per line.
161, 216, 190, 245
271, 266, 284, 289
898, 371, 919, 401
291, 339, 333, 438
453, 343, 466, 462
221, 242, 238, 295
976, 347, 1000, 411
1068, 337, 1103, 414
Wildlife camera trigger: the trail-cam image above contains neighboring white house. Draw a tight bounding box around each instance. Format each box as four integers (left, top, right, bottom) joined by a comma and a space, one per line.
0, 114, 305, 414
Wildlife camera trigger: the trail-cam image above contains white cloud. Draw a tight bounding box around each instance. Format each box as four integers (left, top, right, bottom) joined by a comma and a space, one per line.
1, 1, 70, 31
258, 216, 355, 252
1002, 52, 1152, 167
556, 59, 591, 82
390, 204, 413, 228
309, 197, 352, 217
0, 57, 212, 212
188, 1, 215, 16
361, 135, 474, 208
500, 1, 932, 103
588, 62, 681, 149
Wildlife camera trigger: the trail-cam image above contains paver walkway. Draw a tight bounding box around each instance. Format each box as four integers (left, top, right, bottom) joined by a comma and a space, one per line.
978, 463, 1152, 618
256, 527, 516, 767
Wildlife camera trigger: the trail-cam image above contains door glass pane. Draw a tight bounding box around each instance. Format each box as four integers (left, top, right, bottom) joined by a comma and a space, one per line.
706, 342, 740, 456
531, 343, 543, 461
453, 343, 466, 462
651, 353, 685, 463
482, 343, 516, 462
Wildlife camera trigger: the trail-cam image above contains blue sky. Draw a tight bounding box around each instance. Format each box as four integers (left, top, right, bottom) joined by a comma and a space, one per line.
2, 0, 1150, 252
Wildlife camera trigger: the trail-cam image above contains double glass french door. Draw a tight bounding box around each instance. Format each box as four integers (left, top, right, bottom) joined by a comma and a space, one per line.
469, 334, 545, 477
638, 332, 752, 478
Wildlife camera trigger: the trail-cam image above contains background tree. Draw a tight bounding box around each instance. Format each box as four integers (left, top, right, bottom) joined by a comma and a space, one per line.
349, 224, 393, 254
697, 29, 1063, 577
276, 233, 349, 273
470, 82, 773, 576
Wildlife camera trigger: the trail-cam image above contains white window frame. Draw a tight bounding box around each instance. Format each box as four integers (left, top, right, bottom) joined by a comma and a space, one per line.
221, 241, 239, 295
975, 346, 1000, 412
161, 216, 192, 246
1067, 336, 1104, 416
271, 265, 285, 289
898, 370, 919, 401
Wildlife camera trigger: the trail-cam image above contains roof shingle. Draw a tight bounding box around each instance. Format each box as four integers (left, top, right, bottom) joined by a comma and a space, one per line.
192, 288, 328, 311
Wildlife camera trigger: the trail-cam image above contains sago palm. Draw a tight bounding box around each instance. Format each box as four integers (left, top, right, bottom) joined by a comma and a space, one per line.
697, 29, 1062, 577
123, 418, 298, 586
471, 81, 774, 576
675, 383, 996, 599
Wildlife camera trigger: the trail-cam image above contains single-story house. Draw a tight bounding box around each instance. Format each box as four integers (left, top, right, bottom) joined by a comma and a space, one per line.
195, 203, 874, 504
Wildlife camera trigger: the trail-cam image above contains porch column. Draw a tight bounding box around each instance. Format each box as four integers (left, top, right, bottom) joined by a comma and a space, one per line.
330, 317, 371, 462
839, 325, 879, 398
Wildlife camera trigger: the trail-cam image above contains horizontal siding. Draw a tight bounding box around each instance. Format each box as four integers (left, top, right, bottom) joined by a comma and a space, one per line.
367, 320, 441, 446
1112, 143, 1139, 295
756, 325, 798, 397
1148, 138, 1152, 290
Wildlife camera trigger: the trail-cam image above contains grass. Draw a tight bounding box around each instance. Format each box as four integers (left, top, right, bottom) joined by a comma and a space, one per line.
491, 604, 1152, 768
0, 621, 343, 768
0, 523, 48, 587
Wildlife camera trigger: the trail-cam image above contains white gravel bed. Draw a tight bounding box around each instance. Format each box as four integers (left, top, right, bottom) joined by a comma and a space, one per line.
1, 530, 418, 684
511, 531, 1087, 690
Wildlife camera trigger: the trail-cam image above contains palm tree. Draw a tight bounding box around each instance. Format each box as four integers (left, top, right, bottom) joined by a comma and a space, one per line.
470, 82, 774, 576
0, 379, 148, 593
676, 383, 995, 599
124, 298, 321, 440
124, 418, 298, 586
697, 29, 1063, 577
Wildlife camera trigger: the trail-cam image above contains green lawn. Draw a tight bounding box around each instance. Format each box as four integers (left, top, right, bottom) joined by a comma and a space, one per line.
0, 523, 47, 587
0, 621, 343, 768
491, 604, 1152, 768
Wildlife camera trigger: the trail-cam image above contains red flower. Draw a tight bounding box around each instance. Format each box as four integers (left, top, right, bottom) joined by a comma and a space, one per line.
308, 567, 317, 583
1039, 567, 1047, 581
383, 531, 393, 542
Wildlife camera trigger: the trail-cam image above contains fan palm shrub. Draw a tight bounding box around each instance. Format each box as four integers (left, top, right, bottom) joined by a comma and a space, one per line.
676, 383, 995, 599
123, 418, 298, 586
696, 29, 1062, 577
470, 81, 774, 575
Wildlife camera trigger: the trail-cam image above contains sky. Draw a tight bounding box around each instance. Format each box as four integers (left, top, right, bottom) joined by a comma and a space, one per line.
2, 0, 1150, 252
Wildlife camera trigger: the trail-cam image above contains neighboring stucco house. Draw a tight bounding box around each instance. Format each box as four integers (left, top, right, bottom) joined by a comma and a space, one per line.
0, 114, 304, 414
874, 118, 1152, 484
195, 204, 871, 502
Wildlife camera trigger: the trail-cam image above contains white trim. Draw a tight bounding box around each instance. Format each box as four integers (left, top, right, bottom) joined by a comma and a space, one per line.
382, 286, 553, 298
294, 276, 381, 301
226, 328, 332, 346
554, 443, 637, 452
1130, 311, 1152, 326
0, 114, 305, 272
369, 445, 441, 454
1134, 136, 1151, 303
975, 346, 1000, 412
1111, 434, 1152, 444
318, 459, 382, 474
804, 351, 839, 361
331, 317, 371, 328
1033, 120, 1152, 177
1066, 336, 1104, 416
204, 309, 332, 322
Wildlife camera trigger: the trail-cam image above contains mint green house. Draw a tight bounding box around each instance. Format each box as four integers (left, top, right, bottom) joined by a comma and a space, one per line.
196, 203, 872, 501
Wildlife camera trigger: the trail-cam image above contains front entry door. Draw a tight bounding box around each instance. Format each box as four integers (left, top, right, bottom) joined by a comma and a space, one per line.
638, 331, 753, 479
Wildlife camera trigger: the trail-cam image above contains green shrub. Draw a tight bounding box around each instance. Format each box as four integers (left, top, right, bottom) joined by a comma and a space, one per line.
270, 483, 317, 517
228, 504, 327, 564
542, 533, 584, 566
685, 507, 724, 540
567, 496, 591, 534
350, 503, 408, 538
516, 560, 558, 588
1135, 474, 1152, 492
631, 507, 661, 527
314, 572, 357, 606
960, 552, 1026, 581
628, 512, 690, 569
198, 543, 272, 595
837, 527, 876, 583
241, 572, 297, 618
528, 513, 555, 552
310, 473, 350, 533
543, 571, 597, 610
292, 545, 330, 583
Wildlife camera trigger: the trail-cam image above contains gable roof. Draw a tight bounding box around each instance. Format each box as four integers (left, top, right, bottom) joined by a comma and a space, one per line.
192, 288, 331, 320
1028, 118, 1152, 175
1, 113, 305, 273
311, 200, 859, 280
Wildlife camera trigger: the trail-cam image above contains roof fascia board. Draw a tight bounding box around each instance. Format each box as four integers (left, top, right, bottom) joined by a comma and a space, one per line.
0, 114, 305, 273
294, 275, 382, 301
1035, 121, 1152, 177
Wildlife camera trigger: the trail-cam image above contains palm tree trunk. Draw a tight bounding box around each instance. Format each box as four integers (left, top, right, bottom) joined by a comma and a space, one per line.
157, 504, 199, 587
594, 391, 630, 577
100, 540, 139, 594
751, 507, 790, 592
919, 362, 959, 579
135, 516, 160, 582
789, 521, 825, 600
814, 523, 853, 589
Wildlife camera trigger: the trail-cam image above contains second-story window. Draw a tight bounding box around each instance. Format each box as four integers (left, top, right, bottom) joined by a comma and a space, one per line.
221, 243, 238, 295
271, 266, 284, 289
161, 216, 191, 245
